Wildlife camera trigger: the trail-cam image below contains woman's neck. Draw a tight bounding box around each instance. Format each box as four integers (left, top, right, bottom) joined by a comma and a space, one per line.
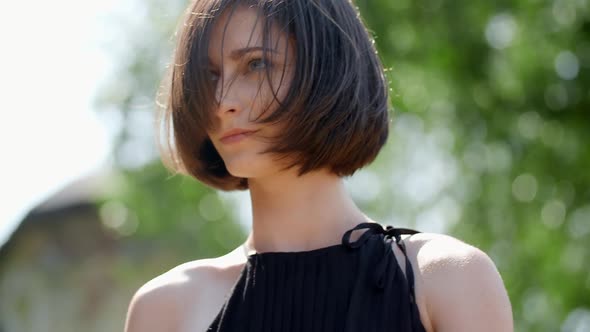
244, 169, 371, 254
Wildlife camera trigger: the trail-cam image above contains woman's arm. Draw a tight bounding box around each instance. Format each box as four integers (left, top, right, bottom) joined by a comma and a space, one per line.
410, 233, 514, 332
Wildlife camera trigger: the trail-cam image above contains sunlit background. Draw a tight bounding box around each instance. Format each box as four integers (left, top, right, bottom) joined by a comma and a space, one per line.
1, 0, 589, 331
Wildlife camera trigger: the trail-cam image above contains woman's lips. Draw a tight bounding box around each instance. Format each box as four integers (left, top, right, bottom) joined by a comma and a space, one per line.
220, 130, 256, 144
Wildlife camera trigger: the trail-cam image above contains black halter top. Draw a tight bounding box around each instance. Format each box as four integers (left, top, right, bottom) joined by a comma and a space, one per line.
207, 222, 426, 332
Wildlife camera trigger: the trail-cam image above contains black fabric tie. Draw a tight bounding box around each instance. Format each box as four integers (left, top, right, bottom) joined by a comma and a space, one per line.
342, 222, 419, 298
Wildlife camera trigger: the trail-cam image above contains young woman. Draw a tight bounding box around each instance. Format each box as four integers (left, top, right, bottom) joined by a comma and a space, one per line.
125, 1, 513, 331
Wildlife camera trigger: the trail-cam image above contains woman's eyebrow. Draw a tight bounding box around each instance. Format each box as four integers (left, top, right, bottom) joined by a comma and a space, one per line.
229, 46, 279, 60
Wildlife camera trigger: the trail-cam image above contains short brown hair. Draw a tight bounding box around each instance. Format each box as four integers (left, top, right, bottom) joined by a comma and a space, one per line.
157, 0, 390, 191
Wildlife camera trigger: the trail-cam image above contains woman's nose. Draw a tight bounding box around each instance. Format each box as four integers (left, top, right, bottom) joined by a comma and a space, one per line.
215, 77, 242, 117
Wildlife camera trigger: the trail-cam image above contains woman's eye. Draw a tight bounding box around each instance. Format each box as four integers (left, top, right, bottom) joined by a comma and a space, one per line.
208, 70, 220, 81
248, 58, 268, 71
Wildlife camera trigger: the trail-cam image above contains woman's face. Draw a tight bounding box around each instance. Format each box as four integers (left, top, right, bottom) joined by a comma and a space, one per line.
206, 6, 295, 180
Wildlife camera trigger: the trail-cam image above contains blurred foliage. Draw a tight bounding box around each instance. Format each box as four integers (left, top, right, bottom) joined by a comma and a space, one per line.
97, 164, 244, 259
96, 0, 590, 331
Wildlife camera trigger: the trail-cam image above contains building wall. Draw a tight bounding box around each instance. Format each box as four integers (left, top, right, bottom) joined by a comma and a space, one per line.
0, 202, 174, 332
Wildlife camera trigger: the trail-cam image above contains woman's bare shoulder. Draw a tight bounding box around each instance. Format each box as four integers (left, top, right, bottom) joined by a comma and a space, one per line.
124, 247, 246, 332
403, 232, 514, 332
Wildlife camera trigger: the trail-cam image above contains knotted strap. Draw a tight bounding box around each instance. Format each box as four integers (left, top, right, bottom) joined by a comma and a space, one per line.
342, 222, 420, 303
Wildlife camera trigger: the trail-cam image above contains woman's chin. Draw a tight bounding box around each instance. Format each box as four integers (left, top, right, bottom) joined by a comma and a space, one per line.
222, 150, 285, 179
224, 158, 267, 179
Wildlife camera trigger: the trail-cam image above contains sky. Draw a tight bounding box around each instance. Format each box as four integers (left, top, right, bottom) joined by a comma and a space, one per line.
0, 0, 124, 246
